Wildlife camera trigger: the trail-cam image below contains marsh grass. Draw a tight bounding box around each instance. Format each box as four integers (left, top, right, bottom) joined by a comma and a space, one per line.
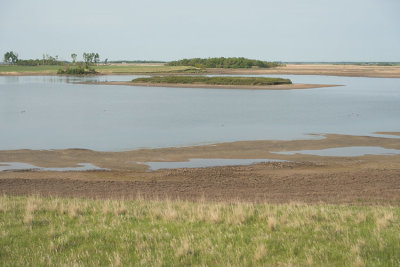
0, 195, 399, 266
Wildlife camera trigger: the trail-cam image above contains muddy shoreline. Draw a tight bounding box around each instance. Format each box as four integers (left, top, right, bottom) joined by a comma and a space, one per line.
1, 133, 400, 204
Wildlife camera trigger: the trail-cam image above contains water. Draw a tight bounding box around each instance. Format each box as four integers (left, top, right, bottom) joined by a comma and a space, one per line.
0, 162, 108, 172
273, 146, 400, 157
0, 75, 399, 151
143, 158, 286, 171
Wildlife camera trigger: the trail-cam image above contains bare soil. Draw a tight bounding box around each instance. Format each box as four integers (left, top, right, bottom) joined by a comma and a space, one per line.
1, 133, 400, 204
206, 64, 400, 78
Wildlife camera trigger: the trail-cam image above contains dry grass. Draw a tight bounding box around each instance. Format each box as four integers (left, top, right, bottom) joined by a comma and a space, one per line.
0, 195, 399, 266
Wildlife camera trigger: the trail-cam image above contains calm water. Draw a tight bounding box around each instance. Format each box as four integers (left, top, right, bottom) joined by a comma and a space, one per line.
0, 162, 108, 172
143, 158, 287, 171
0, 75, 399, 151
273, 146, 400, 157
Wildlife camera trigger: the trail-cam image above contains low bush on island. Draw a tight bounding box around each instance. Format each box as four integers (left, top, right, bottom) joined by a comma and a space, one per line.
132, 76, 292, 86
167, 57, 282, 69
57, 65, 97, 75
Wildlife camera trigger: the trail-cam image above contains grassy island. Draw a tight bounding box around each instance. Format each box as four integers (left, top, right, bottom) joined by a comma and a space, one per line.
167, 57, 282, 68
132, 76, 292, 86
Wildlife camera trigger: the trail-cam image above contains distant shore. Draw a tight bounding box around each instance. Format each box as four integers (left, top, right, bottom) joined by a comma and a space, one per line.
1, 64, 400, 78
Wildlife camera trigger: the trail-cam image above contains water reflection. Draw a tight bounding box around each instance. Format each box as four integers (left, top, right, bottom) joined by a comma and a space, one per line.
0, 75, 399, 151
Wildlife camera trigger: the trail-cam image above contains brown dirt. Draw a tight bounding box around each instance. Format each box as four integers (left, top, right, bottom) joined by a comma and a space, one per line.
1, 133, 400, 204
206, 64, 400, 78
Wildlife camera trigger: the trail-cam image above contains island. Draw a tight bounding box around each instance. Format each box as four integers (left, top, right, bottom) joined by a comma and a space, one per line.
93, 75, 340, 90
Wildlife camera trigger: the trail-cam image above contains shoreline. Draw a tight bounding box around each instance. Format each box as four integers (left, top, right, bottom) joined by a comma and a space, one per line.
1, 133, 400, 204
84, 81, 341, 90
2, 64, 400, 78
1, 133, 399, 170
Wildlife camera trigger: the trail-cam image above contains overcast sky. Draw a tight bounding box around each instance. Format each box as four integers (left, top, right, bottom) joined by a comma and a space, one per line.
1, 0, 399, 62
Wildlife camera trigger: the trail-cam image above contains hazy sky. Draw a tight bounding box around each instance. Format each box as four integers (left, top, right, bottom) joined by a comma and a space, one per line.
1, 0, 399, 62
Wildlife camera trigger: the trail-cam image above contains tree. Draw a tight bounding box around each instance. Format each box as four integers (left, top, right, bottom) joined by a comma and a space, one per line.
94, 53, 100, 65
71, 53, 77, 64
83, 52, 99, 68
83, 53, 93, 68
4, 51, 18, 64
104, 58, 108, 65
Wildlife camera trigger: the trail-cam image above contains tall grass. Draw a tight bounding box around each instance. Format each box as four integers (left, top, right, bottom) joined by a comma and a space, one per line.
132, 76, 292, 85
0, 195, 399, 266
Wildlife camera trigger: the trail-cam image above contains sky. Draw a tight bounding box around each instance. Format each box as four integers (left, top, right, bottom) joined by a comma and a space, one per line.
1, 0, 399, 62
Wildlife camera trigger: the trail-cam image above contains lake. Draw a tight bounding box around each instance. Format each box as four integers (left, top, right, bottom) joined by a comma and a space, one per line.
0, 75, 399, 151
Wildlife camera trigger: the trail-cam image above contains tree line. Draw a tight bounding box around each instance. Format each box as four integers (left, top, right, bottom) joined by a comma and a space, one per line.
3, 51, 103, 67
167, 57, 282, 69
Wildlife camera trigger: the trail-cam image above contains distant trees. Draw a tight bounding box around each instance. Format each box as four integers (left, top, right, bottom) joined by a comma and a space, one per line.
83, 52, 100, 68
16, 54, 63, 66
3, 51, 18, 64
167, 57, 282, 69
71, 53, 77, 64
58, 52, 100, 75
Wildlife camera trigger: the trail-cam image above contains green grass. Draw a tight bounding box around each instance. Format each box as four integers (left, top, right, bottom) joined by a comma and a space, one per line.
0, 65, 60, 73
1, 195, 399, 266
132, 76, 292, 86
96, 65, 202, 74
0, 64, 202, 74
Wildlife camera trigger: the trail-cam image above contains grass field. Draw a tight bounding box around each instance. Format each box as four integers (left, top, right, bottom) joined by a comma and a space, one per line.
0, 195, 399, 266
132, 76, 292, 85
0, 64, 201, 75
0, 65, 61, 73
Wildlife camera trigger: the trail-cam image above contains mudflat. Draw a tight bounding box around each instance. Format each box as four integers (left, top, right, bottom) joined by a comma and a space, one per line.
206, 64, 400, 78
1, 133, 399, 204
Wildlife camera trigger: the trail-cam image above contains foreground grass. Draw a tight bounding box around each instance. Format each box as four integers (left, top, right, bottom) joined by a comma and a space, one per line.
0, 195, 399, 266
132, 76, 292, 86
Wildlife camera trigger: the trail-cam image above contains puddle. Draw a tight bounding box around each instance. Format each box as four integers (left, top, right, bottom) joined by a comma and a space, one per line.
143, 158, 286, 171
0, 162, 108, 172
272, 146, 400, 157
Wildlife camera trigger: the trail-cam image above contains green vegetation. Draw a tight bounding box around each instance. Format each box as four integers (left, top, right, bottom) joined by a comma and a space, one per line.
0, 64, 201, 75
108, 60, 167, 64
57, 65, 97, 75
16, 55, 64, 66
0, 65, 61, 74
3, 51, 18, 64
1, 195, 399, 266
167, 57, 282, 68
95, 65, 203, 74
132, 76, 292, 86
